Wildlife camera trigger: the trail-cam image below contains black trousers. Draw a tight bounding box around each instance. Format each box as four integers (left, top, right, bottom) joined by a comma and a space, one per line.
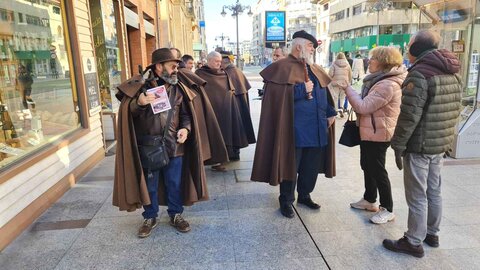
360, 141, 393, 212
279, 147, 326, 206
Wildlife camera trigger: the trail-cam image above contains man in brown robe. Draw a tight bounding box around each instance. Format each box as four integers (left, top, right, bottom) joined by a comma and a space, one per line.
251, 30, 336, 218
113, 48, 214, 237
220, 51, 256, 161
195, 51, 255, 170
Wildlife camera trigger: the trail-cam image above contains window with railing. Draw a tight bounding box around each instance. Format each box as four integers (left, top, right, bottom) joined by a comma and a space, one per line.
353, 4, 362, 16
331, 10, 345, 22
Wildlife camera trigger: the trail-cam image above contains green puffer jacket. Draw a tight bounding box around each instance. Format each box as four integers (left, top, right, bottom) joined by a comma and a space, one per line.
391, 49, 462, 155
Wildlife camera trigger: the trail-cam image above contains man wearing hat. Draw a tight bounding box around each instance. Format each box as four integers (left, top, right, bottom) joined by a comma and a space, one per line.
113, 48, 210, 238
383, 30, 462, 257
251, 30, 337, 218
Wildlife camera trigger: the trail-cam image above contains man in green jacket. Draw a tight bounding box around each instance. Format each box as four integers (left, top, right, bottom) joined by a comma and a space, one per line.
383, 30, 462, 258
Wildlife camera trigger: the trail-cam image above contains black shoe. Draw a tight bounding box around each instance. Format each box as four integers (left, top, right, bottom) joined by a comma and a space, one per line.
297, 198, 321, 209
383, 236, 425, 258
424, 234, 439, 248
280, 204, 295, 218
229, 156, 240, 161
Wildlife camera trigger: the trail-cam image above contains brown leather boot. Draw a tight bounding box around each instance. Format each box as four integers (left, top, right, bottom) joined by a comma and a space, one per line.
137, 218, 157, 238
169, 214, 191, 233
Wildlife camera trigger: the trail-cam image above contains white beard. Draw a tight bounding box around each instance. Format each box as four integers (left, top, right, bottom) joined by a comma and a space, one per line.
299, 47, 314, 65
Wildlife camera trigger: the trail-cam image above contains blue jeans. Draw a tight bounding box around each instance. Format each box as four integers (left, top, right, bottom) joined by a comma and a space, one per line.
142, 156, 184, 219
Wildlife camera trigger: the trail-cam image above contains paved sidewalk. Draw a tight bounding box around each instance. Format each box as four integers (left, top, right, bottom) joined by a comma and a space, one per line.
2, 68, 480, 269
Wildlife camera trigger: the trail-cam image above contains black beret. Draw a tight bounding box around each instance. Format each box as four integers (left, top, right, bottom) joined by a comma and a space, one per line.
292, 30, 318, 48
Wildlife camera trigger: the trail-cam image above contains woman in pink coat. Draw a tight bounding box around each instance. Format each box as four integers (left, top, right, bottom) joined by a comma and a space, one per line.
338, 46, 407, 224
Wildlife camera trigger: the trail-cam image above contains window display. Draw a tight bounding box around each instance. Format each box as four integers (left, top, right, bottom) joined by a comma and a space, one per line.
0, 1, 79, 169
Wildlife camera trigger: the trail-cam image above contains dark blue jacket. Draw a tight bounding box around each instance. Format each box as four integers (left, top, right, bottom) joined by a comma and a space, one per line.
293, 66, 337, 147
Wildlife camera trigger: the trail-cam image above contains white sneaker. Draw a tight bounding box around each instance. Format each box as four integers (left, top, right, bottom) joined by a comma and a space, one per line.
350, 198, 379, 212
370, 207, 395, 224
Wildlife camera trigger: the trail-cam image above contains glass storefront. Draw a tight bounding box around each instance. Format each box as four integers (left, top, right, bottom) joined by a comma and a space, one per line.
89, 0, 121, 113
416, 0, 478, 121
0, 1, 80, 170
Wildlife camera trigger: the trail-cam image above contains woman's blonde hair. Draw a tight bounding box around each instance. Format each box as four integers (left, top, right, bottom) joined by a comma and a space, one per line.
336, 52, 345, 60
369, 46, 403, 72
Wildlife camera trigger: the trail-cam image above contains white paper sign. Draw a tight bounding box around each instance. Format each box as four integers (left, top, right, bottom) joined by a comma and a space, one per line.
147, 85, 171, 114
0, 143, 25, 156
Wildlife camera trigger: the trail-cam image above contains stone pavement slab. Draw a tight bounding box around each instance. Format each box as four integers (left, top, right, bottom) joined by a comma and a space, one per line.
2, 67, 480, 269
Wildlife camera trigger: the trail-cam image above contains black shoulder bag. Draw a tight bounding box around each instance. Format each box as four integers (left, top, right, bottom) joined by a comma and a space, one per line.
339, 108, 361, 147
137, 90, 175, 171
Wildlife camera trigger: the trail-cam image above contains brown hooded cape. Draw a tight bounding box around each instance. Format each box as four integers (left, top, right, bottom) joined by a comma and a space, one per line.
250, 55, 336, 186
195, 67, 256, 149
113, 74, 211, 211
223, 65, 256, 143
177, 68, 229, 165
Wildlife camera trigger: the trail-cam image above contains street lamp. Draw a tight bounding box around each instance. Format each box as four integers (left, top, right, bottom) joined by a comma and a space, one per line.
220, 0, 253, 67
368, 0, 393, 46
215, 33, 230, 50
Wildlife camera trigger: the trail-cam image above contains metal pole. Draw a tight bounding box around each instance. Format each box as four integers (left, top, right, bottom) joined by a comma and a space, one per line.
236, 13, 240, 67
376, 10, 380, 46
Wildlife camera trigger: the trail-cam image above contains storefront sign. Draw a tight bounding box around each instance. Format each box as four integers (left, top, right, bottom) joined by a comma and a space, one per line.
265, 11, 286, 42
452, 40, 465, 53
83, 57, 101, 116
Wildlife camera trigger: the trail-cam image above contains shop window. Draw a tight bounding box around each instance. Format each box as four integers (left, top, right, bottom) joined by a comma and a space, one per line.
0, 1, 80, 170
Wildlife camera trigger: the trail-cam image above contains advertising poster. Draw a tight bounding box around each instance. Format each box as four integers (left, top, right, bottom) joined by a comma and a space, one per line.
265, 11, 286, 42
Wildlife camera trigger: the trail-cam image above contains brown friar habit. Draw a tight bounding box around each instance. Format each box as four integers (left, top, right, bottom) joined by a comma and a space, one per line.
251, 54, 336, 186
177, 68, 229, 165
223, 65, 256, 143
113, 73, 211, 211
195, 66, 256, 150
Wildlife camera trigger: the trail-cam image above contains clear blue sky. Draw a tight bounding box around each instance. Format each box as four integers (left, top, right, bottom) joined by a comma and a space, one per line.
203, 0, 257, 52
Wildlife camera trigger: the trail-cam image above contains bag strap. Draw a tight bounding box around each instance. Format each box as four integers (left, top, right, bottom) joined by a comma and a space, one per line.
162, 86, 176, 140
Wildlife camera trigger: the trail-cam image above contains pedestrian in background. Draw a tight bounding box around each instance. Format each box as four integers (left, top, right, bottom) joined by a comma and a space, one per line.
337, 46, 407, 224
251, 30, 336, 219
352, 54, 365, 82
383, 30, 462, 258
17, 65, 35, 109
272, 47, 287, 62
181, 54, 195, 71
328, 52, 352, 117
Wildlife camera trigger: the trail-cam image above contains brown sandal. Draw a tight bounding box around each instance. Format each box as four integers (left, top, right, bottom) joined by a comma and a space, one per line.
211, 165, 227, 172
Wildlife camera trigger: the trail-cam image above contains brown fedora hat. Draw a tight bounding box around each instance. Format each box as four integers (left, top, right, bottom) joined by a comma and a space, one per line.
147, 48, 182, 69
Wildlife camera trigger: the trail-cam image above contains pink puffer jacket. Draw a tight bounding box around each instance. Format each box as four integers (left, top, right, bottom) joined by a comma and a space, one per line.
345, 66, 407, 142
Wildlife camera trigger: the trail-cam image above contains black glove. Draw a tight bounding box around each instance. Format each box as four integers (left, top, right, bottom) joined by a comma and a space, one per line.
394, 150, 403, 170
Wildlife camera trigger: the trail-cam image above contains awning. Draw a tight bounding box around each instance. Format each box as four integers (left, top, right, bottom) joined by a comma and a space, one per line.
14, 51, 33, 59
14, 50, 51, 60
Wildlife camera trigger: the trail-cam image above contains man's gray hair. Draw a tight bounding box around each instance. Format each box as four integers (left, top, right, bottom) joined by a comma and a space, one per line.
291, 37, 309, 49
207, 51, 221, 60
412, 29, 441, 48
